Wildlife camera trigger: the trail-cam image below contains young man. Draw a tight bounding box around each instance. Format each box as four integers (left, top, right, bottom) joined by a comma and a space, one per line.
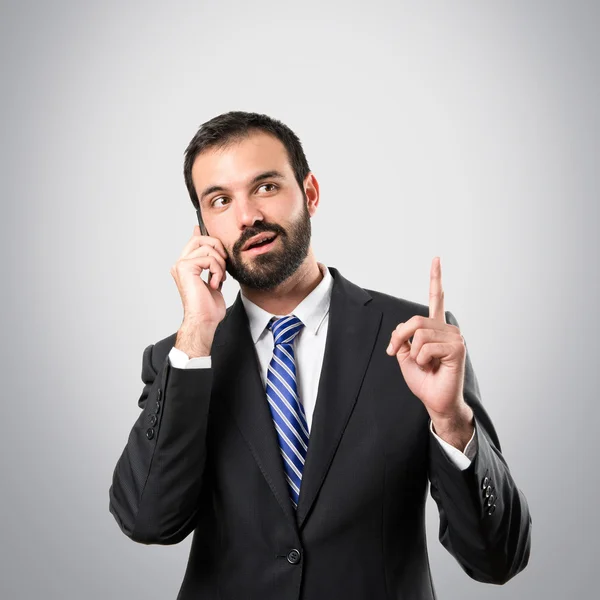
109, 111, 531, 599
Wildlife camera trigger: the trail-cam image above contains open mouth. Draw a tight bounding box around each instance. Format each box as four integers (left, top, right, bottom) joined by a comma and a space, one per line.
243, 234, 279, 255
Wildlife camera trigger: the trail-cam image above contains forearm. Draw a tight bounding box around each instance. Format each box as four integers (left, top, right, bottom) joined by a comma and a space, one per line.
429, 311, 531, 584
429, 415, 532, 584
109, 348, 214, 545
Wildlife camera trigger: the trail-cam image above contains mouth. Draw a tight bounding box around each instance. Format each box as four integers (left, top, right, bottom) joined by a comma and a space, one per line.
242, 233, 279, 255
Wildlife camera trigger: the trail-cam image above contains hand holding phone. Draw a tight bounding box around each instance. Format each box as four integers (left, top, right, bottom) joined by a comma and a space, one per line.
170, 217, 228, 356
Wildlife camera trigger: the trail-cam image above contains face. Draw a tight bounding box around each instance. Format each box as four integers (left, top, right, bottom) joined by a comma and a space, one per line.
191, 131, 318, 290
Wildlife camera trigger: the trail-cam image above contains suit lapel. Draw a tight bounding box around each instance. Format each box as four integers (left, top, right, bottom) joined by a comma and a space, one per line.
296, 267, 382, 529
211, 297, 298, 529
212, 267, 383, 531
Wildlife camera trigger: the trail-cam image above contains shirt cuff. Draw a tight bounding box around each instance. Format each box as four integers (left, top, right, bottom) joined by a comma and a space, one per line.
429, 420, 477, 471
168, 346, 212, 369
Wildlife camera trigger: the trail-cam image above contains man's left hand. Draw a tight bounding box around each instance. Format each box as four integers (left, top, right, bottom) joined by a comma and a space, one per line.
386, 257, 474, 449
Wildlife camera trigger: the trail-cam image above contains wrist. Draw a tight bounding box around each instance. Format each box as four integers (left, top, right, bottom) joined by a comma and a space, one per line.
430, 402, 474, 452
175, 320, 216, 358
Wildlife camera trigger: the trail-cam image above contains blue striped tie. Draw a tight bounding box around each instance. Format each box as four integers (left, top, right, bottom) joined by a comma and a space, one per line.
266, 315, 309, 509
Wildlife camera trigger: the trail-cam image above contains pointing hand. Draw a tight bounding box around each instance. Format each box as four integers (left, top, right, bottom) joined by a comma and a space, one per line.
386, 257, 472, 430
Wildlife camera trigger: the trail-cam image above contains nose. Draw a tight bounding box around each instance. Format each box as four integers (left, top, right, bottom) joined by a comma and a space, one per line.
235, 194, 264, 229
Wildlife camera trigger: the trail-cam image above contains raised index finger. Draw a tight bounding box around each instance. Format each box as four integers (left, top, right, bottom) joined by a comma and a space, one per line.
429, 256, 446, 323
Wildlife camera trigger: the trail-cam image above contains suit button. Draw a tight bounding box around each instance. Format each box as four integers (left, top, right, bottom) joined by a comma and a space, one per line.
487, 494, 495, 506
287, 549, 301, 565
155, 401, 161, 414
157, 388, 162, 402
485, 485, 492, 498
482, 476, 489, 489
488, 504, 496, 516
148, 414, 158, 427
146, 428, 155, 440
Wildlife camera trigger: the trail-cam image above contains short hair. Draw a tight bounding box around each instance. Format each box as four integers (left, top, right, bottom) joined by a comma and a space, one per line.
183, 111, 311, 223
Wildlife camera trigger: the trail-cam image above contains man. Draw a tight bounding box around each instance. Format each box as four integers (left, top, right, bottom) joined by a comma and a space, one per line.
109, 111, 531, 599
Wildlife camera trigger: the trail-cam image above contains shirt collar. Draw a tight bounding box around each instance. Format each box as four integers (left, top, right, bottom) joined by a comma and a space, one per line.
240, 262, 333, 344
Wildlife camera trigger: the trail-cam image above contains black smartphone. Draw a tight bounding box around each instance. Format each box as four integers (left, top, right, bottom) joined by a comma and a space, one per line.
196, 208, 208, 236
196, 208, 225, 290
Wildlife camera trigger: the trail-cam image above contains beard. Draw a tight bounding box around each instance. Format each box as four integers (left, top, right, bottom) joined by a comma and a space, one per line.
225, 202, 312, 291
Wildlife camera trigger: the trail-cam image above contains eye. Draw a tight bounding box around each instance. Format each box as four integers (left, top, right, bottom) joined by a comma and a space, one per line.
211, 196, 230, 208
209, 183, 277, 208
257, 183, 278, 193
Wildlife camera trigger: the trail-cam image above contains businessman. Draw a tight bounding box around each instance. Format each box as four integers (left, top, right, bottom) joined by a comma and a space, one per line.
109, 111, 531, 599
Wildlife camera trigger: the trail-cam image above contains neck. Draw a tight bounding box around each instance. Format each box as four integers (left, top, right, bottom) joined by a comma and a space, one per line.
240, 250, 323, 315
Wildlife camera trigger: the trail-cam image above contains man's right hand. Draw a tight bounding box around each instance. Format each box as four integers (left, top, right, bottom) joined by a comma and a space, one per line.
170, 225, 228, 358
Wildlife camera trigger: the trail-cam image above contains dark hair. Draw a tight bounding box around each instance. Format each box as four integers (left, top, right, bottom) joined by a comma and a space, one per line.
183, 111, 311, 222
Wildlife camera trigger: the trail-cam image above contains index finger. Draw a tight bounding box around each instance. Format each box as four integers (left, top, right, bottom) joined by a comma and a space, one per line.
429, 256, 446, 323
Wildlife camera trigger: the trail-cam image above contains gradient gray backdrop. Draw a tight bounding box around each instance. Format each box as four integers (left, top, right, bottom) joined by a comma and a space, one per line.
2, 0, 598, 598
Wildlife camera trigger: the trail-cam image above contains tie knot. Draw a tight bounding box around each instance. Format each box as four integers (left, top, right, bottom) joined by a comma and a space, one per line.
268, 315, 304, 345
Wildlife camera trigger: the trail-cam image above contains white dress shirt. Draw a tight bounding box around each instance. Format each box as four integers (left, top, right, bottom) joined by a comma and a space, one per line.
168, 263, 477, 470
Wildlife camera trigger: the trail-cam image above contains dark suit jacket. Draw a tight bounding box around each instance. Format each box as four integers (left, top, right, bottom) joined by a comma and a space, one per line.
109, 266, 531, 599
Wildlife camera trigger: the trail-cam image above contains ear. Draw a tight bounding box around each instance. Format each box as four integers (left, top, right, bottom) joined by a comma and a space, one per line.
304, 172, 320, 217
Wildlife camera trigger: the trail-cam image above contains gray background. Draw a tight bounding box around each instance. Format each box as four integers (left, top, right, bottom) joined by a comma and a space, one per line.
1, 0, 598, 598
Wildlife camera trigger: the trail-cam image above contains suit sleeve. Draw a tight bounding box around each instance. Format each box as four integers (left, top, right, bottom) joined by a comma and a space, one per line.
427, 310, 532, 584
109, 341, 214, 545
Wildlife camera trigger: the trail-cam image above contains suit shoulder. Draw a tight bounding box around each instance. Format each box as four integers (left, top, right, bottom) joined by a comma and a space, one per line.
364, 287, 460, 327
364, 287, 429, 319
151, 332, 178, 367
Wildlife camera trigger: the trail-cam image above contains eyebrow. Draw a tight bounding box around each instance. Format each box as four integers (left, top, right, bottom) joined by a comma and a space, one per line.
199, 170, 286, 204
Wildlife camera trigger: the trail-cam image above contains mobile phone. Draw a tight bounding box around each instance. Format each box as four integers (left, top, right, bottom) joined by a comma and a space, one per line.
196, 208, 208, 236
196, 208, 224, 290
